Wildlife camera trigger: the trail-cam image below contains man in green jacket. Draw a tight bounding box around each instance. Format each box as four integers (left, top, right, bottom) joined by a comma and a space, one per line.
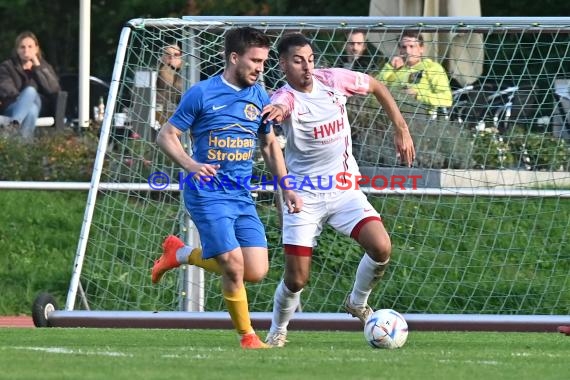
376, 31, 452, 116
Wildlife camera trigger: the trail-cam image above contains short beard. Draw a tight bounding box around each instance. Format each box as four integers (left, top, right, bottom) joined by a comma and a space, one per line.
235, 71, 256, 88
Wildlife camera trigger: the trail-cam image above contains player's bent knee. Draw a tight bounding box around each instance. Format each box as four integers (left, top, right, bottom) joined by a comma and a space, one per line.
243, 267, 268, 283
243, 259, 269, 283
366, 243, 391, 263
284, 276, 308, 292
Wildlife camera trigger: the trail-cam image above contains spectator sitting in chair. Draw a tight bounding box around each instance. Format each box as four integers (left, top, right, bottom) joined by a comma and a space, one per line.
376, 31, 452, 117
0, 31, 61, 141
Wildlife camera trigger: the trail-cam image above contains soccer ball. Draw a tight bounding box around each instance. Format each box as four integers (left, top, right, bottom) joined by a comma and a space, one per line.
364, 309, 408, 349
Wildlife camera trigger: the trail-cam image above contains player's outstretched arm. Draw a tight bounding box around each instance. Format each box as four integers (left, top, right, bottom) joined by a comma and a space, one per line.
368, 76, 416, 166
156, 122, 219, 177
258, 123, 302, 214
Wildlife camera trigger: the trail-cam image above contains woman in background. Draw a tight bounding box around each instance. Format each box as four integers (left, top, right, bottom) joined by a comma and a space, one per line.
0, 31, 61, 141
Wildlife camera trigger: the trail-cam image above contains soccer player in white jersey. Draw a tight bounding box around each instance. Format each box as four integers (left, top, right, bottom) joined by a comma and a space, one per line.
262, 33, 415, 347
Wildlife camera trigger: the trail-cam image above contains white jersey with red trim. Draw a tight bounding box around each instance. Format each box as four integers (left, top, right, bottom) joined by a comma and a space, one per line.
271, 68, 370, 192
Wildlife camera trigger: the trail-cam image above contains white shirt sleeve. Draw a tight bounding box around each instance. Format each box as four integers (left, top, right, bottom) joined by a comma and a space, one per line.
313, 68, 370, 96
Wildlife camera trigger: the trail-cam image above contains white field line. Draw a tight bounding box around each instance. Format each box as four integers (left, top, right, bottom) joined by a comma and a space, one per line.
1, 345, 230, 358
3, 346, 132, 357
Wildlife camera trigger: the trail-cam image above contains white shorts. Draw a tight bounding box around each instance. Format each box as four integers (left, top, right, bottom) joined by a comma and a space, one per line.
281, 190, 381, 247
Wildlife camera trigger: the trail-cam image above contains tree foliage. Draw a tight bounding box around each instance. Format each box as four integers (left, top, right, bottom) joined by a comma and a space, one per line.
0, 0, 567, 80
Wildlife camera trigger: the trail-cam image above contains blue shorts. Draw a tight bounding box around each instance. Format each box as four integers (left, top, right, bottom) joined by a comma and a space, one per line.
184, 195, 267, 259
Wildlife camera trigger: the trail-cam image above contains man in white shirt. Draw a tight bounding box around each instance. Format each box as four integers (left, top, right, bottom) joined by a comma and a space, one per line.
262, 33, 415, 347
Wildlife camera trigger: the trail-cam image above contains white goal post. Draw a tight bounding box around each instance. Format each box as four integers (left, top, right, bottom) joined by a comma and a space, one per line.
45, 16, 570, 331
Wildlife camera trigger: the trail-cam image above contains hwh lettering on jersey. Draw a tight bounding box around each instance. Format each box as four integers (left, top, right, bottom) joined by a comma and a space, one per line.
313, 118, 345, 139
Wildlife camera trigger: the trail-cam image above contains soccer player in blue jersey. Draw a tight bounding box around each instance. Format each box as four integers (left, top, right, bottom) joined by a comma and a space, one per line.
153, 27, 302, 349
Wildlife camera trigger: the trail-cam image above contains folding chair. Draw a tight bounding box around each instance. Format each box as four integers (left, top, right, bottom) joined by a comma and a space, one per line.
36, 91, 68, 131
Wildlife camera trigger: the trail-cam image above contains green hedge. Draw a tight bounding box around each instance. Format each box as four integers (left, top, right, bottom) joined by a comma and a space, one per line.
350, 95, 570, 171
0, 130, 98, 181
1, 111, 568, 183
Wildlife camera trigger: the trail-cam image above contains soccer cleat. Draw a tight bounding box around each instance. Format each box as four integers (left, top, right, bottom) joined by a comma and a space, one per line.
558, 326, 570, 336
240, 333, 270, 349
343, 295, 374, 325
151, 235, 184, 284
265, 331, 288, 348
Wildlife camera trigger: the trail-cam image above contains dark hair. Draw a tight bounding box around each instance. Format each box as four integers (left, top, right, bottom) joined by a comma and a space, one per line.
399, 31, 424, 47
276, 32, 312, 57
224, 26, 271, 64
14, 31, 42, 59
346, 29, 367, 39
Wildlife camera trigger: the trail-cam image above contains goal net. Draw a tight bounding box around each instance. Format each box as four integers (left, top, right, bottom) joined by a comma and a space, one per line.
64, 17, 570, 324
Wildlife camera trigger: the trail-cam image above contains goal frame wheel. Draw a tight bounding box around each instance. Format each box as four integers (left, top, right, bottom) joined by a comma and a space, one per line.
32, 292, 58, 328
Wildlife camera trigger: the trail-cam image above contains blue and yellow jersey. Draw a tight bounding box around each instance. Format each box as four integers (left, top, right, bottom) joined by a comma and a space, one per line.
169, 75, 271, 199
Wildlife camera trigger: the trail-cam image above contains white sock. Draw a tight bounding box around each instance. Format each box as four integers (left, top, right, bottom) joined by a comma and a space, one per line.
175, 246, 192, 265
269, 280, 302, 334
350, 253, 389, 306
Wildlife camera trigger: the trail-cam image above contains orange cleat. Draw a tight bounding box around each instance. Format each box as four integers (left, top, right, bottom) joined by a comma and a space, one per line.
151, 235, 184, 284
558, 326, 570, 336
240, 333, 270, 349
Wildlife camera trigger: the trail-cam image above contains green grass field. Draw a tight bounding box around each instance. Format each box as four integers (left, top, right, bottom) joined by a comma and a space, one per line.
2, 190, 569, 315
0, 328, 567, 380
0, 191, 568, 380
0, 191, 85, 315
